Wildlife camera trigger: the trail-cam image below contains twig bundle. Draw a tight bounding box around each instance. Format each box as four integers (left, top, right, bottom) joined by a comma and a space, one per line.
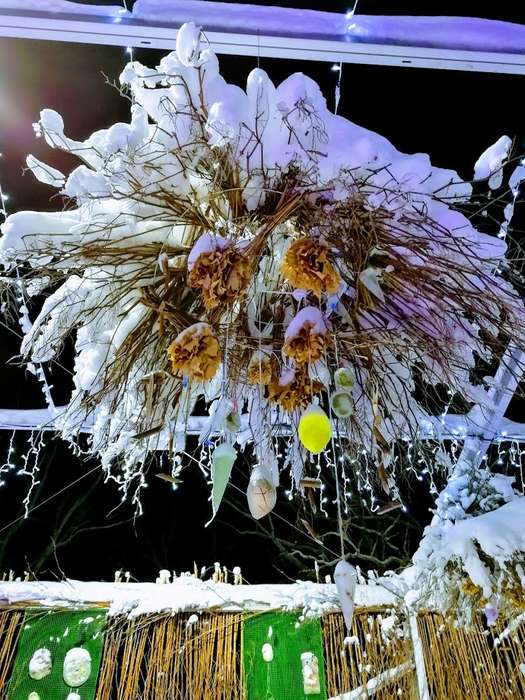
1, 22, 524, 514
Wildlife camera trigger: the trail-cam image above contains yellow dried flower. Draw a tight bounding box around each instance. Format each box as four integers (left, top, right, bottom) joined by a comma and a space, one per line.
168, 322, 221, 381
188, 245, 252, 310
281, 237, 340, 296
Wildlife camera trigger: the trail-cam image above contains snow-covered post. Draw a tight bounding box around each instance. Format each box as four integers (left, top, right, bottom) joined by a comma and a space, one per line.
433, 344, 524, 524
408, 613, 430, 700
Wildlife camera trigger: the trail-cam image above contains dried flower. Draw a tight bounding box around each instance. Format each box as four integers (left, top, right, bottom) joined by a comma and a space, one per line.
168, 322, 221, 381
267, 367, 324, 412
283, 306, 330, 364
188, 236, 252, 310
247, 350, 275, 385
283, 326, 329, 364
281, 237, 340, 296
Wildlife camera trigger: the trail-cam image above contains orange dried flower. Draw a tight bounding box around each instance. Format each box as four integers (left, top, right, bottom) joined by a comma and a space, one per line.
188, 244, 252, 310
247, 351, 276, 386
283, 325, 329, 364
168, 322, 221, 381
281, 237, 340, 296
283, 306, 330, 364
267, 368, 324, 412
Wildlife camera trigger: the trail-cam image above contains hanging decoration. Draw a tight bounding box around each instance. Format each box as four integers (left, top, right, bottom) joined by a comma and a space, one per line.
243, 611, 327, 699
0, 22, 524, 518
334, 560, 358, 632
7, 609, 107, 700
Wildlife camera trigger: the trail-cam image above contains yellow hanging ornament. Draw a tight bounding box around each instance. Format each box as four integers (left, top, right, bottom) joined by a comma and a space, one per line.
298, 404, 332, 454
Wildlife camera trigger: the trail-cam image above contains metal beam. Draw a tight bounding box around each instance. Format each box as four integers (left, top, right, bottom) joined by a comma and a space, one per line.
450, 346, 525, 473
0, 9, 525, 74
1, 406, 525, 441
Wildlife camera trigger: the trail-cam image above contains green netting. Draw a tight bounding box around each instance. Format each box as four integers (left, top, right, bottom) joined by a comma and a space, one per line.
243, 612, 327, 700
7, 608, 107, 700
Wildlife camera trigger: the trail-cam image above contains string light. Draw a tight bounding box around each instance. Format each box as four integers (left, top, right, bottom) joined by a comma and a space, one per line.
346, 0, 360, 20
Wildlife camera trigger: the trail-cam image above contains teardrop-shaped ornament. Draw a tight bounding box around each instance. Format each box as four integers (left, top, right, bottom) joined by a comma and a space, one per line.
298, 404, 332, 454
247, 465, 277, 519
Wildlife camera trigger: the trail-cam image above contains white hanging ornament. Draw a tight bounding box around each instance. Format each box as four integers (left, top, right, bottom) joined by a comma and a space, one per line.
247, 465, 277, 519
330, 390, 354, 418
301, 652, 321, 695
28, 648, 52, 680
63, 647, 92, 687
334, 560, 358, 632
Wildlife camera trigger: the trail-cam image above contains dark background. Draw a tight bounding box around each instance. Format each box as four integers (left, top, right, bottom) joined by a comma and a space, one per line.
0, 1, 524, 584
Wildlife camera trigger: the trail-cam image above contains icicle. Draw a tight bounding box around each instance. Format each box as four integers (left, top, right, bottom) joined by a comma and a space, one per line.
334, 560, 358, 632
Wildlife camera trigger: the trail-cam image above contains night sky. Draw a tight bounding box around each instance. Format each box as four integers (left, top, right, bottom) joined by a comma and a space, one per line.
0, 1, 524, 584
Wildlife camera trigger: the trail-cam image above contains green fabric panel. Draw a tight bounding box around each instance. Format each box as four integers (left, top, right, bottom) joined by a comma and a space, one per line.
243, 612, 327, 700
8, 608, 107, 700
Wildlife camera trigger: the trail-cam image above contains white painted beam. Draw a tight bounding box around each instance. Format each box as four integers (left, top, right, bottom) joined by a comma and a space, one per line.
1, 406, 525, 441
0, 8, 524, 74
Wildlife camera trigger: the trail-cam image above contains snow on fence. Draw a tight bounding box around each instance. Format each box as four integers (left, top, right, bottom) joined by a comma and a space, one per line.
0, 581, 523, 699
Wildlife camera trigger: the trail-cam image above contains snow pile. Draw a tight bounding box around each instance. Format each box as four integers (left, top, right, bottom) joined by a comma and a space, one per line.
0, 577, 396, 617
408, 496, 525, 624
0, 0, 129, 17
3, 0, 525, 55
474, 135, 512, 189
